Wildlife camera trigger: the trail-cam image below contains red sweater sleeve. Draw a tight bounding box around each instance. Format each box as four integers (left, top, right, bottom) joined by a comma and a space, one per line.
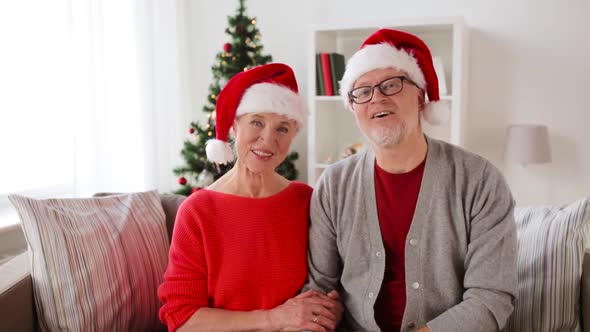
158, 202, 208, 331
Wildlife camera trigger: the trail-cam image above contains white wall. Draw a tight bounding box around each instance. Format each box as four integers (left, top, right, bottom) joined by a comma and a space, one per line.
188, 0, 590, 206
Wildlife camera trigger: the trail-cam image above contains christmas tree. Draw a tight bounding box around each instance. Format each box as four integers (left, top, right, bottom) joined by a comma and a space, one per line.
173, 0, 299, 196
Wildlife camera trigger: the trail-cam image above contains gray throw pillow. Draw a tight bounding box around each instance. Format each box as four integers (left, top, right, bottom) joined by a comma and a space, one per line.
505, 198, 590, 332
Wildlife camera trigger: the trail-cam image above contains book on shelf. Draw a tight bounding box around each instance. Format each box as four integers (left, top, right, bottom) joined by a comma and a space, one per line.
329, 53, 345, 95
315, 52, 346, 96
319, 53, 334, 96
315, 54, 325, 96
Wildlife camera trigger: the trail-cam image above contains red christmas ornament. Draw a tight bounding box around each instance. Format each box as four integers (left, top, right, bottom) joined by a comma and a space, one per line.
191, 187, 201, 194
223, 43, 231, 52
189, 128, 195, 134
178, 177, 187, 185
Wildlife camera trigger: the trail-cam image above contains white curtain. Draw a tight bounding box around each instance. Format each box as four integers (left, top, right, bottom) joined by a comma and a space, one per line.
71, 0, 190, 197
0, 0, 190, 223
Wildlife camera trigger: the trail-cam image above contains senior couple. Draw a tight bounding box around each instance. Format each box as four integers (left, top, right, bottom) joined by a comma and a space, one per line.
157, 29, 518, 332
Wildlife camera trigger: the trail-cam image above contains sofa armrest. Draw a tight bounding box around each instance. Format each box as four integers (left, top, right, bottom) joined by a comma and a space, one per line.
0, 223, 27, 264
0, 252, 35, 332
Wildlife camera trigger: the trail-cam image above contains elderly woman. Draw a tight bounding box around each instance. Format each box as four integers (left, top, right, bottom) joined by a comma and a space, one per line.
158, 63, 342, 332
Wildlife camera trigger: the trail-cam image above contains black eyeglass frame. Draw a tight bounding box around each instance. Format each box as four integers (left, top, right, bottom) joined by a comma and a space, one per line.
348, 76, 420, 104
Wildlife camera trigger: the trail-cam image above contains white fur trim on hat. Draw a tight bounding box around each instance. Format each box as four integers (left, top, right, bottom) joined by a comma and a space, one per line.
422, 100, 450, 125
236, 83, 307, 128
206, 138, 235, 164
340, 43, 426, 110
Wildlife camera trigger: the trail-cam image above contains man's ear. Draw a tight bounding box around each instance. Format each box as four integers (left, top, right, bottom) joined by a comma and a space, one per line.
418, 92, 425, 112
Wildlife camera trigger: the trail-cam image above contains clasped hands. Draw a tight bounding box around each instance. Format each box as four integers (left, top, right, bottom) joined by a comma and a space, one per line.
268, 289, 343, 332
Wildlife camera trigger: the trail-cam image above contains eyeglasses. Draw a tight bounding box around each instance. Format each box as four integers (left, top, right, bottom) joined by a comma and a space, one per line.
348, 76, 420, 104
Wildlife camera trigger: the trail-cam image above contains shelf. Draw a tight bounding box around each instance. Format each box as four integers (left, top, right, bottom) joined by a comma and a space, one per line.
315, 96, 342, 102
310, 17, 463, 35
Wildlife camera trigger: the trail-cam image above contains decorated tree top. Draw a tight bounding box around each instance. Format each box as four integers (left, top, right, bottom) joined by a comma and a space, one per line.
172, 0, 298, 196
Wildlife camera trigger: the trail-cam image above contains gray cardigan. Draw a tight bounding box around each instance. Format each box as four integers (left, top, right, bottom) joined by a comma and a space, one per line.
305, 137, 518, 332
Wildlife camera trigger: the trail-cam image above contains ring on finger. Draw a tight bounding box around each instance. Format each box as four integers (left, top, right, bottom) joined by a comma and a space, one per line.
312, 315, 319, 323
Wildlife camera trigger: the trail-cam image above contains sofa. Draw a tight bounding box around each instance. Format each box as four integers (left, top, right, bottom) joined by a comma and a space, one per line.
1, 193, 589, 331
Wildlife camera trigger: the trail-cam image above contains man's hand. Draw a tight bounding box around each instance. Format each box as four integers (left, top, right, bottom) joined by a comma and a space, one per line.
325, 290, 343, 325
297, 289, 344, 332
267, 289, 339, 332
414, 326, 431, 332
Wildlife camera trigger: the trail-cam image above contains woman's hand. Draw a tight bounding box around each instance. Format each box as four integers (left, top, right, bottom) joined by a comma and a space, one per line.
266, 289, 342, 332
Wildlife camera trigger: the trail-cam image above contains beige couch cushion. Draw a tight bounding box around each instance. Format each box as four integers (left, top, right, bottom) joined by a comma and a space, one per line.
9, 191, 169, 332
152, 193, 184, 242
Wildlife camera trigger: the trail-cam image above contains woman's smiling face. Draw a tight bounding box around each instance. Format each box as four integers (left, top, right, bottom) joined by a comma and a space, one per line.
232, 112, 298, 174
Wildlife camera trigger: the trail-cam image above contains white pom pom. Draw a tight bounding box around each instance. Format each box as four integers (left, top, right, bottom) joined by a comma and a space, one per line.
206, 139, 234, 164
422, 100, 450, 125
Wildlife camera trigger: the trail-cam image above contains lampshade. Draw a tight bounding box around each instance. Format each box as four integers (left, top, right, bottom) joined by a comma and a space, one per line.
504, 124, 551, 165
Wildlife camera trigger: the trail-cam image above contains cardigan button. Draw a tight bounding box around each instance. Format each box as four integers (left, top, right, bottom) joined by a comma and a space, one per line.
411, 282, 420, 289
409, 238, 418, 246
408, 322, 416, 329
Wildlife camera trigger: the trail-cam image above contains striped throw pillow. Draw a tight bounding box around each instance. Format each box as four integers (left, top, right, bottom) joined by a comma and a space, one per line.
505, 198, 590, 332
9, 191, 169, 332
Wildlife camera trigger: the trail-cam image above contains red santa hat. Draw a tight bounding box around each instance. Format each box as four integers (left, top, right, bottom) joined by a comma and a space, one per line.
339, 29, 449, 125
206, 63, 306, 164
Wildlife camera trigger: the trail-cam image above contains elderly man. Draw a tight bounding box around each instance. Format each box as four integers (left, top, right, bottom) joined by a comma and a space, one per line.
306, 29, 518, 332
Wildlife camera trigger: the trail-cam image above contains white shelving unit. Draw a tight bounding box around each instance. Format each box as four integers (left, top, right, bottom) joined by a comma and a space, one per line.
307, 17, 469, 185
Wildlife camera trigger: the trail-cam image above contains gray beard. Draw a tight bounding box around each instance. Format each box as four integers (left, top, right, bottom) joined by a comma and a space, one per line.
366, 120, 407, 149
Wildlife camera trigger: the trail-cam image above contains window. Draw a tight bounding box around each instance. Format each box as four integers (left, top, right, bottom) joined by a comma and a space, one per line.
0, 0, 189, 228
0, 1, 75, 227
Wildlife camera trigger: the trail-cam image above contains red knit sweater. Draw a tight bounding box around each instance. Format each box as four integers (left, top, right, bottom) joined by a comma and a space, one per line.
158, 181, 312, 331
